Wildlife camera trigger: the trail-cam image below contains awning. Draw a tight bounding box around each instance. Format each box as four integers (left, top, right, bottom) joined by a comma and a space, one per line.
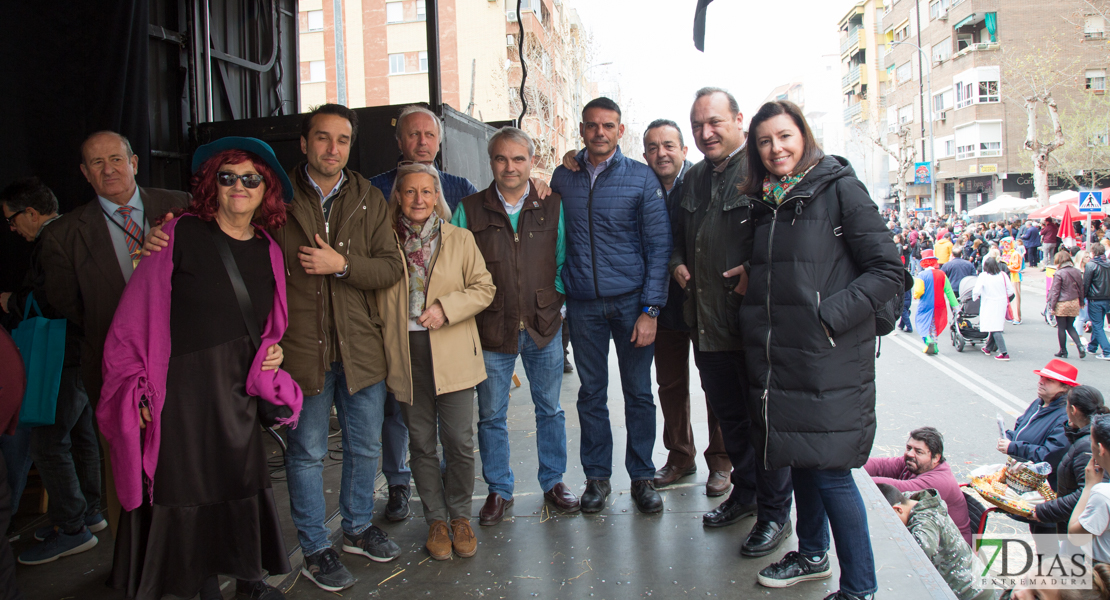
954, 13, 977, 29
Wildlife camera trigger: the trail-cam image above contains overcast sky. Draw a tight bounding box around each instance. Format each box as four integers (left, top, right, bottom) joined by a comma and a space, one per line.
571, 0, 859, 162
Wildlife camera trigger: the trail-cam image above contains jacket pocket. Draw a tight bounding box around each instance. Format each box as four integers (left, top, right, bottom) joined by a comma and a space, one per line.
725, 289, 743, 336
534, 285, 564, 336
476, 289, 505, 347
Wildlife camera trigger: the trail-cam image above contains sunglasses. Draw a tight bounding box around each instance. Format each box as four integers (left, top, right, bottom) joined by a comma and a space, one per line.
216, 171, 265, 189
5, 208, 26, 227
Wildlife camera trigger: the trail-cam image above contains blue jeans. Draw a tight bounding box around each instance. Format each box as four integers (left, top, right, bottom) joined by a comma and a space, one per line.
1089, 299, 1110, 355
898, 290, 913, 331
566, 292, 656, 481
477, 329, 567, 499
793, 468, 876, 597
286, 363, 387, 555
380, 395, 411, 486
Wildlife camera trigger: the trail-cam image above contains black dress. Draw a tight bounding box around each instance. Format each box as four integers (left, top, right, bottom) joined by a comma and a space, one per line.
109, 216, 290, 599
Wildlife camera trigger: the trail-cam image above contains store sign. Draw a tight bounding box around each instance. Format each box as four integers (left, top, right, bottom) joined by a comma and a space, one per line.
980, 164, 998, 174
914, 162, 932, 184
969, 165, 978, 174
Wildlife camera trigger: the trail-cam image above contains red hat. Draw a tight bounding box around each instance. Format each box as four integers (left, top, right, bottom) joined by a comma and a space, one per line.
920, 249, 938, 265
1034, 359, 1080, 387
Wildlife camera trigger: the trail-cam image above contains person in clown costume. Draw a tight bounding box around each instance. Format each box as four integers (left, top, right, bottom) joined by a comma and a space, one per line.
913, 249, 958, 355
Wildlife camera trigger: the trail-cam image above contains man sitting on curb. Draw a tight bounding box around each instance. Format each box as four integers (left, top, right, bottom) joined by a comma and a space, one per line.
865, 427, 972, 546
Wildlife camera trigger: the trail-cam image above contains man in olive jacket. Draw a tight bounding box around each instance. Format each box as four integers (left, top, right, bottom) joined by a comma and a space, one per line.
279, 106, 404, 590
452, 128, 579, 527
669, 88, 792, 558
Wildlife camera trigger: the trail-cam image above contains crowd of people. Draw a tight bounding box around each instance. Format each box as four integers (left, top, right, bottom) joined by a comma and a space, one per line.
2, 86, 1110, 600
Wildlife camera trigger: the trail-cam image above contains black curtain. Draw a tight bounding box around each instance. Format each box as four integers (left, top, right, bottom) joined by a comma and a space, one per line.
0, 0, 150, 290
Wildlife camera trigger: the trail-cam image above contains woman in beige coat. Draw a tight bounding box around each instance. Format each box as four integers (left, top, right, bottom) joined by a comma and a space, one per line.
377, 163, 495, 561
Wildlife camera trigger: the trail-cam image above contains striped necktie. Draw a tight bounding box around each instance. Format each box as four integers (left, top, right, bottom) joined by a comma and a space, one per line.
115, 205, 144, 257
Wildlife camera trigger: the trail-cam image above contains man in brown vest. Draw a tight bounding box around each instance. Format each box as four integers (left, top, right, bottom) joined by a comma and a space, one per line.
451, 127, 579, 526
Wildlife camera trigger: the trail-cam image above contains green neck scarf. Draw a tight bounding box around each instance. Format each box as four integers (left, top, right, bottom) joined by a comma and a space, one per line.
762, 163, 816, 205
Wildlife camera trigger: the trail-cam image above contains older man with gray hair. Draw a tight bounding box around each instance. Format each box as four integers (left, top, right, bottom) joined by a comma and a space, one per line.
451, 127, 578, 526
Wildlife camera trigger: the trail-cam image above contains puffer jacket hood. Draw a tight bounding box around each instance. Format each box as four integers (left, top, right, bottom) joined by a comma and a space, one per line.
741, 155, 903, 471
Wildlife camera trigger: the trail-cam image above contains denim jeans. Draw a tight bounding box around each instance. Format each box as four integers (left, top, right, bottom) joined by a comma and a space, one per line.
0, 425, 32, 509
380, 394, 411, 486
29, 367, 101, 532
898, 290, 913, 330
286, 363, 387, 555
793, 468, 877, 597
1088, 299, 1110, 355
477, 328, 567, 499
566, 292, 656, 481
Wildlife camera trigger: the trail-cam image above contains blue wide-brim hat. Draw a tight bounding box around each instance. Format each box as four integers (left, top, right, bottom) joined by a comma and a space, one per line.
191, 136, 294, 203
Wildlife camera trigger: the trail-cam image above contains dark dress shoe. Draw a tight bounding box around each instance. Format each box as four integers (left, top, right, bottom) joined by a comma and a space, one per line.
630, 480, 663, 513
741, 520, 793, 557
653, 464, 696, 488
580, 479, 611, 513
702, 497, 756, 528
706, 470, 732, 497
385, 484, 411, 522
479, 493, 513, 526
544, 482, 581, 512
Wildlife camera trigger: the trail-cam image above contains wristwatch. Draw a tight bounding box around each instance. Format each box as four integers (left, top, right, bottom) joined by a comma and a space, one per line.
643, 305, 660, 318
335, 257, 350, 278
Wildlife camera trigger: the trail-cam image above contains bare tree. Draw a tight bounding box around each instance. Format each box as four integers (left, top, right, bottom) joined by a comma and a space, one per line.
1001, 38, 1080, 206
1051, 91, 1110, 189
876, 124, 918, 215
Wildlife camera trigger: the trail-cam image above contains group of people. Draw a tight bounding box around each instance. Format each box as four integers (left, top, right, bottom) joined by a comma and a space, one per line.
0, 88, 911, 600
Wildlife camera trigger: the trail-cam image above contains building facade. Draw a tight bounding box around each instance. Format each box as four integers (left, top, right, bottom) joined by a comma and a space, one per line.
296, 0, 590, 177
840, 0, 893, 203
879, 0, 1107, 216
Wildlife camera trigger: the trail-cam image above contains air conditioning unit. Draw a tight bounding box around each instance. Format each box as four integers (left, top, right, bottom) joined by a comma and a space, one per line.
933, 111, 947, 122
938, 11, 948, 20
507, 34, 515, 47
506, 9, 518, 21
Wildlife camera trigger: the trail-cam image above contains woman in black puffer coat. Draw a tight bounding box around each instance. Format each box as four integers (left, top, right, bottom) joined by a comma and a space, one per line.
1033, 386, 1109, 536
738, 101, 903, 600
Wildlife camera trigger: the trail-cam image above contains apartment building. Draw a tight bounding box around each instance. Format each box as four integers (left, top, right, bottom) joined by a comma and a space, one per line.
839, 0, 892, 202
296, 0, 590, 176
879, 0, 1106, 215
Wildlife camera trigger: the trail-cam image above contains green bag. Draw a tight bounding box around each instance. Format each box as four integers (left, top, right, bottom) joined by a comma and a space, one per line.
11, 292, 65, 427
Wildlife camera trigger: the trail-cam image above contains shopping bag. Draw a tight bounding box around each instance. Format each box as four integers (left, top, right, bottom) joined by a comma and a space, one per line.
10, 293, 65, 426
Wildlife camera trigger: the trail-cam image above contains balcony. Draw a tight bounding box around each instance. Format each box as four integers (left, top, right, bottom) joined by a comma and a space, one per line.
953, 41, 1000, 60
841, 64, 862, 90
840, 26, 864, 55
843, 100, 867, 125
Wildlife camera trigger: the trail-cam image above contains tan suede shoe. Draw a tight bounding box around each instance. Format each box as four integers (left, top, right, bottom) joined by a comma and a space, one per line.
426, 520, 452, 560
450, 518, 477, 558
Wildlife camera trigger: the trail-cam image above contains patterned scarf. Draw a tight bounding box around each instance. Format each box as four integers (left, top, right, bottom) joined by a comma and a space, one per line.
396, 213, 441, 320
762, 163, 817, 205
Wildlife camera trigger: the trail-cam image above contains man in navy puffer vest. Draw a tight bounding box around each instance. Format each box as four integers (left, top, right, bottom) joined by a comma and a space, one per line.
550, 97, 672, 514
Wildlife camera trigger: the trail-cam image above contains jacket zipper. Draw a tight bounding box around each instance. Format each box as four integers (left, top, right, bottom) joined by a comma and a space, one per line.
585, 162, 614, 299
816, 292, 835, 347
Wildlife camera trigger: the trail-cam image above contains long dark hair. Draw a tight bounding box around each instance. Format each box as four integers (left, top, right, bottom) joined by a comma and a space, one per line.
741, 100, 825, 197
1069, 386, 1109, 421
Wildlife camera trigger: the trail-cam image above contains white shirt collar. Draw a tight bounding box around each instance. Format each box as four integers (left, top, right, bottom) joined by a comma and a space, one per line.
495, 181, 531, 216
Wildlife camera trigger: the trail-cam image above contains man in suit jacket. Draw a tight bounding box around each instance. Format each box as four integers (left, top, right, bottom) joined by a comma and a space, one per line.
39, 131, 190, 533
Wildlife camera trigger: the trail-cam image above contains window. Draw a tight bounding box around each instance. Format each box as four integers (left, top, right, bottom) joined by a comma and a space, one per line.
978, 122, 1002, 156
416, 0, 426, 19
389, 53, 405, 74
935, 135, 955, 158
932, 88, 953, 112
978, 80, 999, 103
896, 62, 912, 84
386, 2, 403, 23
932, 37, 951, 63
887, 106, 898, 133
895, 22, 910, 41
954, 122, 1003, 159
954, 66, 1000, 108
929, 0, 949, 20
307, 10, 324, 32
1090, 131, 1110, 146
945, 139, 956, 157
307, 60, 325, 82
898, 104, 914, 125
1088, 69, 1106, 91
418, 51, 428, 73
956, 33, 973, 52
1086, 15, 1105, 39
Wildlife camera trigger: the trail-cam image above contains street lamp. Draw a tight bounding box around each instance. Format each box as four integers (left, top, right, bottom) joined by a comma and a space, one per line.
890, 40, 936, 217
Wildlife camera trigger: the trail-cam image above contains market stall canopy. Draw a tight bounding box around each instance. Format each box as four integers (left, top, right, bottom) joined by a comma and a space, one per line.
967, 194, 1039, 216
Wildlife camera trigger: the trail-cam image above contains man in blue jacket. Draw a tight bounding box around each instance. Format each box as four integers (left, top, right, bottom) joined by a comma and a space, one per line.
551, 97, 672, 514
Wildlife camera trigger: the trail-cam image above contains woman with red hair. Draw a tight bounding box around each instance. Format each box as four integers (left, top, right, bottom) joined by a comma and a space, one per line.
99, 137, 302, 600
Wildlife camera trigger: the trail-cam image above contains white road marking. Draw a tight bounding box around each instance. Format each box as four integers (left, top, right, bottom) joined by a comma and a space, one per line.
886, 332, 1022, 417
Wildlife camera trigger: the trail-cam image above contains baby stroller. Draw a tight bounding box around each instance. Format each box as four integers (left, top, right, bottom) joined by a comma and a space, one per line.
951, 276, 990, 351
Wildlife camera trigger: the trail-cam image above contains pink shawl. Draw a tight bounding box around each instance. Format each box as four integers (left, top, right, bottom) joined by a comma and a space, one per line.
97, 215, 302, 511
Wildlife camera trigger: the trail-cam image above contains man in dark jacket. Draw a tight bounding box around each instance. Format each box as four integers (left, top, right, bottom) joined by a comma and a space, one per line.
2, 179, 104, 566
670, 88, 792, 558
640, 119, 731, 495
453, 127, 580, 526
1021, 220, 1041, 267
940, 246, 976, 293
1085, 253, 1110, 359
550, 97, 671, 514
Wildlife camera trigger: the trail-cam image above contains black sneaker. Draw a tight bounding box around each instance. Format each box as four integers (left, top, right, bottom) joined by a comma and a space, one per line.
235, 579, 286, 600
301, 548, 356, 592
342, 525, 400, 562
756, 551, 832, 588
385, 485, 411, 522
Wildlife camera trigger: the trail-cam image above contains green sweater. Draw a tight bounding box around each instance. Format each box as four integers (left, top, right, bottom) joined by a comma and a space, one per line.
451, 201, 566, 295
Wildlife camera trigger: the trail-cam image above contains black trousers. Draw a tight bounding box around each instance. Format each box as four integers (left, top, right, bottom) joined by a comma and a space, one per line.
0, 448, 25, 600
692, 346, 793, 523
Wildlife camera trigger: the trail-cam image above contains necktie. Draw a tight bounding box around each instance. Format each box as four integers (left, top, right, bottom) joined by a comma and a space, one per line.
115, 205, 144, 259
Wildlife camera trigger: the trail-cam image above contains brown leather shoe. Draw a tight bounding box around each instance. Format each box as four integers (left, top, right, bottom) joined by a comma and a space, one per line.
543, 482, 581, 512
450, 518, 477, 558
654, 463, 697, 488
706, 470, 732, 497
426, 520, 452, 560
478, 493, 513, 526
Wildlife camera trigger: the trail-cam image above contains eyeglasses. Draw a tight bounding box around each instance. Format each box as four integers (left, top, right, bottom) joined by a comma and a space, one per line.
216, 172, 265, 189
5, 208, 25, 227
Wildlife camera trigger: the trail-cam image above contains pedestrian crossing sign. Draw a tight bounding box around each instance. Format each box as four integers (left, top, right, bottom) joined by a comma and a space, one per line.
1079, 191, 1103, 212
